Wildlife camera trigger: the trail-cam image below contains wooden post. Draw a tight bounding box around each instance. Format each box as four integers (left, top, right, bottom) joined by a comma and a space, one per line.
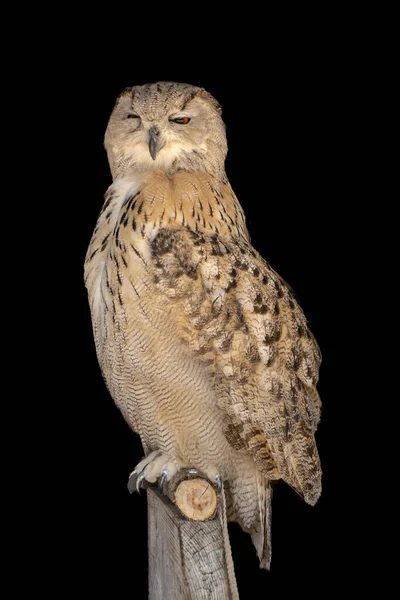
147, 471, 239, 600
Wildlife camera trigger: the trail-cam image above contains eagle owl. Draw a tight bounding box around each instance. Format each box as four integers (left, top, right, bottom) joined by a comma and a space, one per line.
84, 82, 322, 569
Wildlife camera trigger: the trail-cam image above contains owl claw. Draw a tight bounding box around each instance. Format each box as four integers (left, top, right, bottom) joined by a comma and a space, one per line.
128, 452, 180, 494
136, 470, 147, 493
158, 469, 168, 493
127, 471, 138, 494
128, 455, 220, 495
127, 469, 147, 494
186, 468, 200, 476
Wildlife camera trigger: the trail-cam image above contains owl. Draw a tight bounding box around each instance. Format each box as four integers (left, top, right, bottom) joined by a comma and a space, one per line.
84, 82, 322, 569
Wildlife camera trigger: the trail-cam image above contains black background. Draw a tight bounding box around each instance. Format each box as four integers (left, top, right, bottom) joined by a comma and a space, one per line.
40, 22, 368, 598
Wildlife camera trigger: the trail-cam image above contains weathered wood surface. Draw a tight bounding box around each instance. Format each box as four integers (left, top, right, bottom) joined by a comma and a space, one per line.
147, 486, 239, 600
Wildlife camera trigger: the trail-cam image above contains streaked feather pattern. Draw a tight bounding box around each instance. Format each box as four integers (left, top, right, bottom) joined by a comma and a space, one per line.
85, 83, 322, 569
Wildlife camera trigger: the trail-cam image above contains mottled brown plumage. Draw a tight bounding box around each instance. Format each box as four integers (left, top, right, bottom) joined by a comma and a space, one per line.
85, 82, 322, 569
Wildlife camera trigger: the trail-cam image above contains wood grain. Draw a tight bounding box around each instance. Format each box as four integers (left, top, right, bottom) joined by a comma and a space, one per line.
148, 487, 239, 599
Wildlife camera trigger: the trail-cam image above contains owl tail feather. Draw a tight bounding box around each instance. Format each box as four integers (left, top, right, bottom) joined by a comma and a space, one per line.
251, 473, 273, 570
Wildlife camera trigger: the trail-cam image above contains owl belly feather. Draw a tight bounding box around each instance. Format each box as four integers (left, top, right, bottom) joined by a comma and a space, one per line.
98, 249, 263, 533
94, 233, 235, 479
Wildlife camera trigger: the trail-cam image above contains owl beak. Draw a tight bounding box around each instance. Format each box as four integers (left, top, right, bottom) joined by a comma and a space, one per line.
148, 127, 160, 161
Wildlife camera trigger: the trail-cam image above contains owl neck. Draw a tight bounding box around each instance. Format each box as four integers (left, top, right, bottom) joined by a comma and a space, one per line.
101, 169, 249, 243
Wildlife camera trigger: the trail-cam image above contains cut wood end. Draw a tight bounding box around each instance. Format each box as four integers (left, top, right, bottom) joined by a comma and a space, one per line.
174, 478, 218, 521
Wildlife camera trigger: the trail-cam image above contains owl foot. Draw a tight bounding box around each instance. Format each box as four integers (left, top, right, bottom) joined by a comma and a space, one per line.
127, 451, 183, 494
128, 453, 223, 496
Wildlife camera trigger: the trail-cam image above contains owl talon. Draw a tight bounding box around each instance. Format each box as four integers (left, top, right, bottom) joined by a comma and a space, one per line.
136, 470, 147, 492
127, 467, 151, 494
186, 468, 200, 476
127, 469, 147, 494
158, 469, 168, 493
128, 452, 181, 494
127, 471, 138, 494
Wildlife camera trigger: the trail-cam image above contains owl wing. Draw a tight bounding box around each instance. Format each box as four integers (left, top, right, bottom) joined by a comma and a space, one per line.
150, 226, 322, 505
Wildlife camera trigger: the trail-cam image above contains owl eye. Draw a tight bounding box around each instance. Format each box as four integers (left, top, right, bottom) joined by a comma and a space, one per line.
171, 117, 191, 125
126, 113, 140, 119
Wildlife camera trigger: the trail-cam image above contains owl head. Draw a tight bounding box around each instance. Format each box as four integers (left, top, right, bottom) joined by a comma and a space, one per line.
105, 82, 227, 179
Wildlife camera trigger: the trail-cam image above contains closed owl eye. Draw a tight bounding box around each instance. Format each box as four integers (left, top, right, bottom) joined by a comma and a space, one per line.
126, 113, 140, 119
170, 117, 191, 125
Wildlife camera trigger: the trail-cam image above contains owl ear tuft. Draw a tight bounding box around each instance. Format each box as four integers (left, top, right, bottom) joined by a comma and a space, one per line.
198, 89, 222, 115
114, 86, 135, 108
121, 86, 135, 98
